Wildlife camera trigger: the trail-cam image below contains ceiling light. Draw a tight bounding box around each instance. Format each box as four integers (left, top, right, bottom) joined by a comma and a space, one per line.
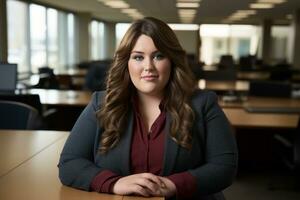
257, 0, 286, 4
168, 24, 199, 31
250, 3, 274, 9
128, 12, 144, 18
178, 9, 197, 15
236, 10, 257, 15
103, 0, 129, 9
121, 8, 137, 14
177, 0, 200, 1
176, 2, 200, 8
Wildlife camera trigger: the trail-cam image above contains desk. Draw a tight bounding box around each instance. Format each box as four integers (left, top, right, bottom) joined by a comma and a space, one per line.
0, 131, 163, 200
0, 130, 68, 178
198, 79, 249, 92
220, 97, 300, 128
20, 89, 92, 107
223, 108, 299, 128
237, 71, 270, 80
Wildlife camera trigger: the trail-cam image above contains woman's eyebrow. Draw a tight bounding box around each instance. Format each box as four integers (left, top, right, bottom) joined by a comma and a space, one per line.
131, 50, 144, 54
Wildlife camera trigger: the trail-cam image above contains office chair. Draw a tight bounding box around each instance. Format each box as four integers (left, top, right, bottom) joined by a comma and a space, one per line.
249, 81, 292, 98
269, 65, 292, 81
203, 69, 237, 81
0, 94, 43, 114
84, 62, 109, 91
239, 55, 256, 71
33, 67, 59, 89
270, 119, 300, 190
0, 100, 44, 130
219, 54, 234, 69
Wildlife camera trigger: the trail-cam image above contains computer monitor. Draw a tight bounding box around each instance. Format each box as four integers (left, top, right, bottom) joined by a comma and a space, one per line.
0, 64, 17, 93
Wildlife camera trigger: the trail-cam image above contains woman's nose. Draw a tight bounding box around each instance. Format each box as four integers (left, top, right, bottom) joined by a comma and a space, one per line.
143, 57, 155, 72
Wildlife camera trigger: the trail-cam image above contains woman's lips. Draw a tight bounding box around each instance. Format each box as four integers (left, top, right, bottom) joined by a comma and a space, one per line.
141, 75, 159, 81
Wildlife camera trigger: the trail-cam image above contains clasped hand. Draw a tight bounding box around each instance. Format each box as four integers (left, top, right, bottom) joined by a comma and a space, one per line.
112, 173, 176, 198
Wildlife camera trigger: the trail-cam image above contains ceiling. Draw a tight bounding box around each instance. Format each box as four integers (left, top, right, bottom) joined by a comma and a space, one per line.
34, 0, 300, 25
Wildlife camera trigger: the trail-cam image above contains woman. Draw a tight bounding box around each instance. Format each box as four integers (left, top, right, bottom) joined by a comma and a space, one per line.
58, 17, 238, 200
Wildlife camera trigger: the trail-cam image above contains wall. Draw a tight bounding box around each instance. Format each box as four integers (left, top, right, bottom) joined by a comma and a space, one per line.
174, 30, 199, 57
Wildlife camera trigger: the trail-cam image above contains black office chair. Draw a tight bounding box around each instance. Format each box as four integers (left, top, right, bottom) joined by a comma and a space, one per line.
270, 119, 300, 190
249, 81, 292, 98
0, 94, 43, 114
33, 67, 59, 89
84, 62, 109, 91
203, 69, 237, 81
0, 100, 44, 130
239, 55, 256, 71
219, 54, 234, 69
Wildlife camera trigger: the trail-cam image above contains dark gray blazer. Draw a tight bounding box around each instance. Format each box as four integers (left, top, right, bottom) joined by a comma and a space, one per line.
58, 90, 238, 200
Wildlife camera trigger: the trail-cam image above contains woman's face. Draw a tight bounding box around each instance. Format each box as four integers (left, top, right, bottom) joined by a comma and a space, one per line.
128, 34, 171, 98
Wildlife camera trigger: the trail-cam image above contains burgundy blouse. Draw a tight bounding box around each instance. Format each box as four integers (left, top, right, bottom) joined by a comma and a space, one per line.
90, 101, 197, 199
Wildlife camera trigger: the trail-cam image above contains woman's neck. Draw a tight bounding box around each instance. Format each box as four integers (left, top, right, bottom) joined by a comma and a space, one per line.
137, 92, 163, 132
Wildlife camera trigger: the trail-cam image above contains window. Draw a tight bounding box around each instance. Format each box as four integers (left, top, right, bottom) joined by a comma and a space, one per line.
200, 24, 260, 65
90, 20, 105, 60
271, 26, 290, 63
30, 4, 47, 72
115, 23, 131, 47
67, 14, 76, 67
7, 0, 30, 73
47, 8, 58, 68
7, 0, 76, 73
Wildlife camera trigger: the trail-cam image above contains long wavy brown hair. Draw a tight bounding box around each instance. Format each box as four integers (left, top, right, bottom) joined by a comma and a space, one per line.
97, 17, 197, 154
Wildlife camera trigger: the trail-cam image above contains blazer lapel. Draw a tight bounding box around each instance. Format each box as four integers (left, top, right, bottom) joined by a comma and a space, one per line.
119, 109, 134, 176
162, 112, 179, 176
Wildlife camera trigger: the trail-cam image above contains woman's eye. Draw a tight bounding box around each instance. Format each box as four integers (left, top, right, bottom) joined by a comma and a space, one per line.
132, 55, 143, 61
153, 53, 165, 60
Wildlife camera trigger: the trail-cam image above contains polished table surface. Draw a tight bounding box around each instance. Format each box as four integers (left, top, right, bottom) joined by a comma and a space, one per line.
0, 130, 163, 200
21, 89, 92, 106
220, 96, 300, 128
0, 130, 68, 178
198, 79, 249, 92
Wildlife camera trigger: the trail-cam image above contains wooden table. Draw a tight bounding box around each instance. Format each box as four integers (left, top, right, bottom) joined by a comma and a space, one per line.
0, 130, 163, 200
220, 96, 300, 128
0, 130, 68, 178
20, 89, 92, 107
198, 79, 249, 92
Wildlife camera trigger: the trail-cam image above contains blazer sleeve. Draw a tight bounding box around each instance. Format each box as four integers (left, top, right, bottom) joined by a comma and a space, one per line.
58, 92, 104, 191
189, 91, 238, 195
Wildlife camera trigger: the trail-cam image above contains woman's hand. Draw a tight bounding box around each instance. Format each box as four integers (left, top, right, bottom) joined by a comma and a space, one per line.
112, 173, 177, 198
112, 173, 163, 197
157, 176, 177, 198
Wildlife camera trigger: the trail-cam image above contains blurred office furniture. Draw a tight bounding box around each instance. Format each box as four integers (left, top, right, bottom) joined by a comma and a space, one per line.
219, 54, 234, 69
23, 89, 92, 131
269, 64, 292, 81
203, 69, 237, 81
269, 117, 300, 190
0, 63, 17, 93
0, 94, 43, 114
34, 67, 59, 89
84, 62, 109, 91
239, 55, 256, 71
189, 61, 204, 80
273, 122, 299, 172
0, 100, 44, 130
249, 81, 292, 98
77, 59, 112, 69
